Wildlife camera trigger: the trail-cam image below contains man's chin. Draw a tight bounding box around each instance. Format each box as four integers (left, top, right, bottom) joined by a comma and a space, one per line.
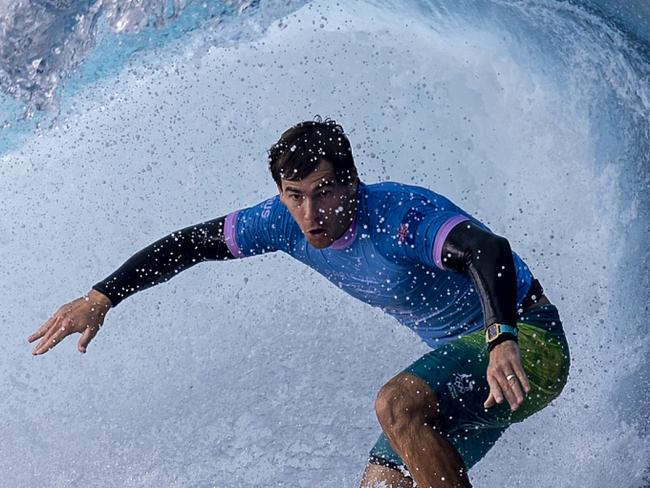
306, 234, 333, 249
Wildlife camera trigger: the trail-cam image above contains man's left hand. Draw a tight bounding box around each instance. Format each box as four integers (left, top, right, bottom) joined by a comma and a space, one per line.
484, 340, 530, 412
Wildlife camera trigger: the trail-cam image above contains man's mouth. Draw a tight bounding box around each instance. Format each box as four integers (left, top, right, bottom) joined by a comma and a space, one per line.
308, 228, 326, 236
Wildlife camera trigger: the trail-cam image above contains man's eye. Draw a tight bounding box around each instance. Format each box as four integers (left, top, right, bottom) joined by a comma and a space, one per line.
319, 189, 332, 196
290, 194, 302, 201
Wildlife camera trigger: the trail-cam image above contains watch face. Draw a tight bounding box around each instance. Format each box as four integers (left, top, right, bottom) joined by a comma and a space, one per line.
486, 324, 499, 341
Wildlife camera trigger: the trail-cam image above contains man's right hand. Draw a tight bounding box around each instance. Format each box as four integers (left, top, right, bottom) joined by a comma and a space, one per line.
28, 289, 112, 355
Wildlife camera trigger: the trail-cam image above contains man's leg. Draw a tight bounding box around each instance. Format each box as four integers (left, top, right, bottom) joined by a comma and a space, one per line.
375, 373, 472, 488
367, 304, 571, 487
359, 463, 414, 488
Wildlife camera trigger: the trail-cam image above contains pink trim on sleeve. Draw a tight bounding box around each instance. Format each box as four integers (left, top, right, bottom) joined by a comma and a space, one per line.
433, 215, 470, 269
224, 211, 243, 257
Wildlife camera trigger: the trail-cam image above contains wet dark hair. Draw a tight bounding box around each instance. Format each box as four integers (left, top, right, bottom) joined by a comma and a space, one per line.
268, 117, 357, 186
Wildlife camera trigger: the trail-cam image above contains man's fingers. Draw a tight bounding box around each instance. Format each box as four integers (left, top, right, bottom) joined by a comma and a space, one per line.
77, 326, 98, 353
28, 316, 56, 343
32, 317, 60, 354
33, 318, 69, 355
515, 367, 531, 394
505, 372, 526, 409
496, 373, 519, 411
485, 375, 504, 406
484, 391, 495, 409
33, 331, 62, 355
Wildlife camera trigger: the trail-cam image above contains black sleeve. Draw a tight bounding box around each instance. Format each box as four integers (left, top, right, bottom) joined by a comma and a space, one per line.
91, 215, 233, 308
441, 222, 518, 333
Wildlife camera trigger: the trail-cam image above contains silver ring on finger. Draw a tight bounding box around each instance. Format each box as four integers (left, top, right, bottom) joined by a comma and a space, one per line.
506, 373, 516, 382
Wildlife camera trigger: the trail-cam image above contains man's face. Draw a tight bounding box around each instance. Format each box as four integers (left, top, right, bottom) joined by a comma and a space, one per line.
278, 160, 358, 249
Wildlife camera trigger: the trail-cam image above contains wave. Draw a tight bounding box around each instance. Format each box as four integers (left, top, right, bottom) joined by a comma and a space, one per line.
0, 0, 305, 117
1, 0, 648, 486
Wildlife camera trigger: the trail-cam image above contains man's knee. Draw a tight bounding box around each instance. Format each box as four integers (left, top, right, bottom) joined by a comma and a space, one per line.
375, 373, 443, 433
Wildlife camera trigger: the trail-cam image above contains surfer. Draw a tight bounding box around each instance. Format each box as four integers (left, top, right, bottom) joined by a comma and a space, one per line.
28, 119, 570, 487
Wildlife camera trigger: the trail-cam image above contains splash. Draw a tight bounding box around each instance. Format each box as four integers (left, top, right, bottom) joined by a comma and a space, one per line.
1, 0, 648, 486
0, 0, 275, 118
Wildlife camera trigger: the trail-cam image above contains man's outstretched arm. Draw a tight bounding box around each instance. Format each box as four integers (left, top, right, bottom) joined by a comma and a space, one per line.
92, 215, 234, 308
440, 221, 531, 412
29, 216, 233, 355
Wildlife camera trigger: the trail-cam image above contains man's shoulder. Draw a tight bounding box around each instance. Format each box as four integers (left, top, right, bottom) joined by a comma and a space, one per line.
362, 181, 450, 209
235, 193, 300, 236
236, 193, 284, 221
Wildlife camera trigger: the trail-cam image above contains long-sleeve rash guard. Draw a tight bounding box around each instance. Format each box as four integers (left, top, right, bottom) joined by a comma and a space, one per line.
93, 181, 533, 349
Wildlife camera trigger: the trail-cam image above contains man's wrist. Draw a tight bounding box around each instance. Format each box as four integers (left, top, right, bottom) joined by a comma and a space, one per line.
86, 288, 113, 309
487, 333, 518, 352
485, 322, 518, 351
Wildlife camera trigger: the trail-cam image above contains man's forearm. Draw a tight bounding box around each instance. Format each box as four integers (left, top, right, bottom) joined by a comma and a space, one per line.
92, 215, 233, 307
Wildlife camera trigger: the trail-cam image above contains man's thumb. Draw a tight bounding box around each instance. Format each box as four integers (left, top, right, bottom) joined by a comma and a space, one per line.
77, 326, 97, 353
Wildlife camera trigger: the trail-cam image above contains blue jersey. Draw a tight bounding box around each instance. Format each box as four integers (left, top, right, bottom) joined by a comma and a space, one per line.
224, 181, 533, 348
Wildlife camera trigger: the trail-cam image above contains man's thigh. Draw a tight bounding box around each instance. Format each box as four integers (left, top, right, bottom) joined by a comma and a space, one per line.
368, 331, 509, 472
369, 304, 571, 471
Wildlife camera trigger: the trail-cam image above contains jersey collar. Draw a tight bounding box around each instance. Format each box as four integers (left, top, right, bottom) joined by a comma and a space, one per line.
329, 213, 357, 250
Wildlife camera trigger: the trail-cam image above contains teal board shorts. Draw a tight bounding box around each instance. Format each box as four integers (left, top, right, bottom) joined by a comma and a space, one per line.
368, 304, 571, 473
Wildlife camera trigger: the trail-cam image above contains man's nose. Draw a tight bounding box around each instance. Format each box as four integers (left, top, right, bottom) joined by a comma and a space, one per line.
303, 198, 322, 223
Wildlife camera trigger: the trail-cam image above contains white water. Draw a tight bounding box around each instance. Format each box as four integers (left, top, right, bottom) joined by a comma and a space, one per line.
1, 0, 648, 486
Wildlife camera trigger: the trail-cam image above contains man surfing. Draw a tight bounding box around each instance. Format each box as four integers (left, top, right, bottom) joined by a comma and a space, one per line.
28, 118, 571, 488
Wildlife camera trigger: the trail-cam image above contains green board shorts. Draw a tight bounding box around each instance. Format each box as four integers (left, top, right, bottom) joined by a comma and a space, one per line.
368, 304, 571, 473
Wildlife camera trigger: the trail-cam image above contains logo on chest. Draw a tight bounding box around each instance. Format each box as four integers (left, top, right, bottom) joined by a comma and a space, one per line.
398, 223, 409, 244
396, 208, 424, 245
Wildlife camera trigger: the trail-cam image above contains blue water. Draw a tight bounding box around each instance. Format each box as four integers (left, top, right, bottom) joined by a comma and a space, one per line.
1, 0, 648, 486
